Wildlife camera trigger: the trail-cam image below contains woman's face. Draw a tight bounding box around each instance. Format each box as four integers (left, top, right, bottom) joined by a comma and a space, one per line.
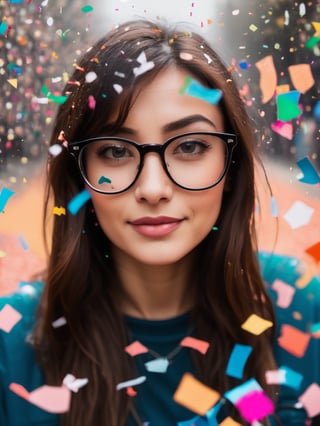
89, 66, 226, 266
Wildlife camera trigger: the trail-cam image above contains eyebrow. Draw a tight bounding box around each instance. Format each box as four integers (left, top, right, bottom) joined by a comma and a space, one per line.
114, 114, 217, 136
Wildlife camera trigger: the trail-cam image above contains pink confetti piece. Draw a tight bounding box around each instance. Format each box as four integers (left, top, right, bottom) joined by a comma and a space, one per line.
271, 120, 293, 140
235, 390, 274, 422
88, 95, 96, 109
271, 279, 296, 308
298, 383, 320, 418
125, 341, 149, 357
180, 336, 210, 354
9, 383, 71, 413
0, 304, 22, 333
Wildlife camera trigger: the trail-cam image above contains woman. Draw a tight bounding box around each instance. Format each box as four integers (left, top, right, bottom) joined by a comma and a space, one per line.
0, 19, 314, 426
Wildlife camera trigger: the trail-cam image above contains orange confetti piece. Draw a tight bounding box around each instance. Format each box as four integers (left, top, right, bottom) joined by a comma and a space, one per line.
278, 324, 311, 358
126, 386, 137, 397
124, 341, 148, 357
288, 64, 315, 94
255, 55, 277, 103
305, 241, 320, 263
173, 373, 220, 416
219, 417, 242, 426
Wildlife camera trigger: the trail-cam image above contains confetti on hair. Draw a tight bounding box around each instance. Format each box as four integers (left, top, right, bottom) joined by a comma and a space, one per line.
67, 189, 91, 215
241, 314, 273, 335
85, 71, 97, 83
226, 344, 253, 379
133, 51, 155, 77
7, 79, 18, 89
180, 76, 222, 105
49, 144, 63, 157
0, 187, 15, 213
113, 84, 123, 94
116, 376, 146, 391
88, 95, 96, 109
63, 374, 88, 393
179, 52, 193, 61
52, 316, 67, 328
0, 21, 9, 35
53, 206, 66, 216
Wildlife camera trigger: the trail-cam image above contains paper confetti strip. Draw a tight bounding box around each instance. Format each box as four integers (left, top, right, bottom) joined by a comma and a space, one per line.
298, 383, 320, 418
67, 189, 91, 215
226, 344, 253, 379
0, 304, 22, 333
9, 383, 71, 413
180, 336, 210, 354
265, 366, 303, 390
278, 324, 311, 358
241, 314, 273, 335
116, 376, 146, 391
173, 373, 220, 416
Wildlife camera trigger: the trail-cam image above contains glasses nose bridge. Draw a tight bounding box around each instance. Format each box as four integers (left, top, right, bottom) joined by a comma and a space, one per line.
139, 143, 166, 165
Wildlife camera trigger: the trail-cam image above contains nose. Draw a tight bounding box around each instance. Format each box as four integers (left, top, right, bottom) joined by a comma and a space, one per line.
134, 153, 173, 204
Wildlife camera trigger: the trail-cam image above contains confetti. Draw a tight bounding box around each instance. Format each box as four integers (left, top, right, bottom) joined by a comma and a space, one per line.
224, 378, 262, 404
113, 84, 123, 94
255, 56, 277, 103
296, 157, 320, 185
283, 200, 314, 229
278, 324, 311, 357
0, 304, 22, 333
125, 341, 149, 356
235, 390, 274, 422
288, 64, 315, 94
63, 374, 88, 393
173, 373, 220, 416
241, 314, 273, 335
67, 190, 91, 215
18, 234, 29, 251
81, 5, 94, 13
180, 76, 222, 105
9, 383, 71, 413
180, 336, 210, 354
88, 95, 96, 109
305, 241, 320, 263
53, 206, 66, 216
298, 383, 320, 418
85, 71, 98, 83
226, 344, 253, 379
52, 317, 67, 328
116, 376, 146, 391
271, 279, 295, 308
7, 79, 18, 89
144, 358, 169, 373
98, 176, 112, 185
276, 91, 303, 122
133, 51, 155, 77
49, 144, 63, 157
271, 121, 293, 140
0, 187, 15, 213
0, 21, 9, 35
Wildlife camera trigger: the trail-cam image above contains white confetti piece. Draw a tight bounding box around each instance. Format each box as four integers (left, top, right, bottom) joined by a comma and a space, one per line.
283, 200, 314, 229
52, 316, 67, 328
116, 376, 146, 390
49, 144, 63, 157
85, 71, 97, 83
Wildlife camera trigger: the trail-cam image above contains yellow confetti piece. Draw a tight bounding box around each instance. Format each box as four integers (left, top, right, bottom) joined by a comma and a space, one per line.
0, 250, 7, 258
219, 417, 242, 426
241, 314, 273, 335
7, 79, 18, 89
276, 84, 290, 95
249, 24, 258, 32
53, 206, 66, 216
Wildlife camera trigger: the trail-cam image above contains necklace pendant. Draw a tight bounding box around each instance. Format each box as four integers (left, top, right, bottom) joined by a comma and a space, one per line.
144, 357, 170, 373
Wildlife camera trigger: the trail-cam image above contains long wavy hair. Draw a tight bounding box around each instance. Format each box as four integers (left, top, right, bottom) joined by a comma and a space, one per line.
34, 20, 277, 425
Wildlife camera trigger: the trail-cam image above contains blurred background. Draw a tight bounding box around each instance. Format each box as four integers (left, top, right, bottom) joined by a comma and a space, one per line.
0, 0, 319, 294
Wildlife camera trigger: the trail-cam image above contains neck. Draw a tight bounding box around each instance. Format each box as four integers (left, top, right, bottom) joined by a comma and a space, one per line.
112, 248, 196, 320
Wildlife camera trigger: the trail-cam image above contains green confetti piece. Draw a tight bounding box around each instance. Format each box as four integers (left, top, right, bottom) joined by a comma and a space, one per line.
98, 176, 112, 185
276, 91, 302, 122
305, 36, 320, 49
81, 5, 94, 13
48, 94, 68, 104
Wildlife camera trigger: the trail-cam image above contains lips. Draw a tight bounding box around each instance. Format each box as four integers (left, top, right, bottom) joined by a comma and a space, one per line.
129, 216, 183, 237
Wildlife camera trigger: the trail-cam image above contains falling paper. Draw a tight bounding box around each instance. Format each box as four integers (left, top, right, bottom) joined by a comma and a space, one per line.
9, 383, 71, 413
283, 201, 314, 229
266, 367, 303, 390
298, 383, 320, 418
235, 390, 274, 422
271, 121, 293, 140
0, 304, 22, 333
241, 314, 273, 335
276, 91, 302, 122
255, 56, 277, 103
305, 241, 320, 263
226, 344, 253, 379
180, 336, 210, 354
67, 189, 91, 215
278, 324, 311, 358
288, 64, 315, 94
53, 206, 66, 216
0, 187, 15, 213
224, 378, 262, 404
125, 341, 148, 357
116, 376, 146, 391
180, 76, 222, 105
144, 358, 169, 373
296, 157, 320, 185
173, 373, 220, 416
133, 51, 155, 77
271, 279, 296, 308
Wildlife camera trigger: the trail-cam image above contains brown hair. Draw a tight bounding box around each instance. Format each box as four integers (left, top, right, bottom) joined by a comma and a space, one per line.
34, 20, 276, 425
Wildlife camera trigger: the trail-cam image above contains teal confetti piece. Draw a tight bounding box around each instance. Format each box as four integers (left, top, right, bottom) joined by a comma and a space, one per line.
81, 5, 94, 13
310, 322, 320, 334
226, 344, 253, 379
297, 157, 320, 185
276, 91, 302, 122
206, 401, 223, 425
279, 366, 303, 390
98, 176, 112, 185
224, 378, 262, 404
180, 76, 222, 105
0, 21, 8, 35
67, 189, 91, 215
0, 187, 15, 213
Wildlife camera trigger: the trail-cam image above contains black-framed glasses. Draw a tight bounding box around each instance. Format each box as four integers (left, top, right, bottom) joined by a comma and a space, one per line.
68, 132, 237, 194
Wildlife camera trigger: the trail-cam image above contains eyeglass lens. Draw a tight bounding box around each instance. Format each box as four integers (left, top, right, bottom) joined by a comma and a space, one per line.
80, 133, 228, 193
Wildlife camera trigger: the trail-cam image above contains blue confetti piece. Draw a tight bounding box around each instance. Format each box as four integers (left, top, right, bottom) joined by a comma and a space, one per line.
271, 196, 278, 217
98, 176, 112, 185
18, 234, 29, 251
180, 76, 222, 105
0, 187, 15, 213
206, 401, 223, 425
226, 344, 253, 379
279, 366, 303, 390
0, 21, 9, 35
297, 157, 320, 185
224, 378, 262, 404
67, 189, 91, 215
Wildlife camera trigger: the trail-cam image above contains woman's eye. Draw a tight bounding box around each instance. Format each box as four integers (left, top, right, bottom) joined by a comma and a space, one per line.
98, 145, 131, 159
175, 141, 209, 155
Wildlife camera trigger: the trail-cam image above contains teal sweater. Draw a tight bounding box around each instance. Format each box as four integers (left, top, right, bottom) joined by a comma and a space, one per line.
0, 253, 319, 425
